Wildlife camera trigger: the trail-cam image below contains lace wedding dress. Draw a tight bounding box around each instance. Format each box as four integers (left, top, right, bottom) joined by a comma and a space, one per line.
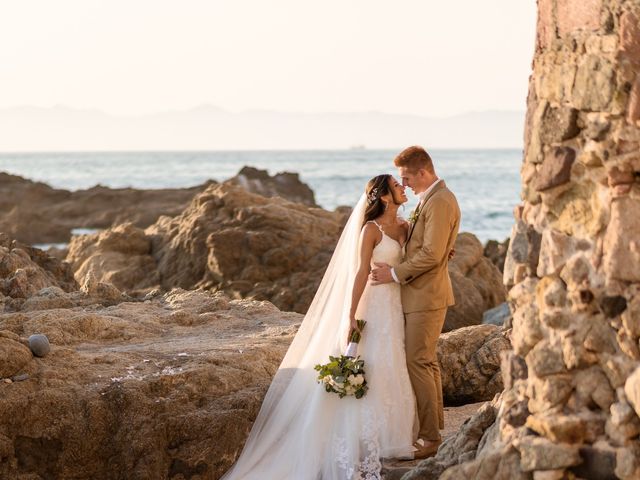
222, 196, 416, 480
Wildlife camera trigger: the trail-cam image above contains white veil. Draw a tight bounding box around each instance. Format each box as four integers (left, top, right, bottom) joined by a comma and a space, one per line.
222, 194, 368, 479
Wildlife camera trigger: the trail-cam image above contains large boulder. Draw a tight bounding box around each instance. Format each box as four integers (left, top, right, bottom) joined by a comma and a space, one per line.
0, 288, 301, 480
439, 324, 511, 405
225, 166, 318, 206
147, 182, 343, 313
446, 233, 507, 331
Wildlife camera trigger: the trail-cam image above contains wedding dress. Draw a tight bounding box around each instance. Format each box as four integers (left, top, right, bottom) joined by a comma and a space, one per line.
222, 195, 416, 480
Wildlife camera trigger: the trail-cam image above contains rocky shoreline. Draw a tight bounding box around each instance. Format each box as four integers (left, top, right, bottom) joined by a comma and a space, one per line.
0, 231, 509, 479
0, 166, 317, 246
0, 163, 512, 479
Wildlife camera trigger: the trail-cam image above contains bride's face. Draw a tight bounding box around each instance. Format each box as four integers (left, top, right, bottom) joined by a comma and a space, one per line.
387, 176, 408, 205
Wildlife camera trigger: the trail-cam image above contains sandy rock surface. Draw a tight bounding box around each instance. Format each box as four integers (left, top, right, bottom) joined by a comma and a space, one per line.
0, 288, 301, 480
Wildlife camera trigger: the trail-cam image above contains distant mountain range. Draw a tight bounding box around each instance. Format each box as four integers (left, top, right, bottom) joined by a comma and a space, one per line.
0, 105, 525, 151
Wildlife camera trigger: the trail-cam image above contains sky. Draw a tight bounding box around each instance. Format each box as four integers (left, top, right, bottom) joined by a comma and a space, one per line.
0, 0, 537, 117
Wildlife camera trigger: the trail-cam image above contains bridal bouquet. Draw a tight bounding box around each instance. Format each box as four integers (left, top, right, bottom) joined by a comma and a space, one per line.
314, 320, 368, 399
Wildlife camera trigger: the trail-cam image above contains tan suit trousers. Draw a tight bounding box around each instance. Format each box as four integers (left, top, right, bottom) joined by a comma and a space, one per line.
405, 308, 447, 441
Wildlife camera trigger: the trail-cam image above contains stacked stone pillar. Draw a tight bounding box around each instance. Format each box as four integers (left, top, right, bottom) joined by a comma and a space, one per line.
498, 0, 640, 478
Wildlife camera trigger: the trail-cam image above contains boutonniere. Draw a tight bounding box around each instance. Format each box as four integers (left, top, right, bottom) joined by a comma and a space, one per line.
408, 207, 419, 225
407, 202, 420, 226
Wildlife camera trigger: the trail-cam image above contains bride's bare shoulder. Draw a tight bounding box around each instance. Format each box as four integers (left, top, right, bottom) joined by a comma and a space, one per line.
361, 221, 379, 235
361, 221, 382, 244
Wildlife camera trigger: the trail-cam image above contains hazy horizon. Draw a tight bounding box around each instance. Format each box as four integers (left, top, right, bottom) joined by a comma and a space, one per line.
0, 103, 525, 118
1, 1, 536, 150
0, 106, 525, 151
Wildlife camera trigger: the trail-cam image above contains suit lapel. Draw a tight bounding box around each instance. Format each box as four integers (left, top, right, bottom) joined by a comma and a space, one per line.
406, 180, 446, 243
407, 200, 426, 242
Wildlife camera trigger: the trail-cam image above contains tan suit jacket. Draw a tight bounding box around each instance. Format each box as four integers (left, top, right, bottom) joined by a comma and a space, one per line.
395, 181, 460, 313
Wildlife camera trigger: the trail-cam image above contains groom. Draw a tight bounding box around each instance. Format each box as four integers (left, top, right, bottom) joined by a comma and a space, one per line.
371, 146, 460, 459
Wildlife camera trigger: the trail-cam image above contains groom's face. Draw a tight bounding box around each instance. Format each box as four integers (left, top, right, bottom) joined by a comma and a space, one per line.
398, 167, 425, 195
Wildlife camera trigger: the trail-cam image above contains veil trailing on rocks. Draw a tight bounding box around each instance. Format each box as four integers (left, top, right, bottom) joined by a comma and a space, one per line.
222, 194, 368, 479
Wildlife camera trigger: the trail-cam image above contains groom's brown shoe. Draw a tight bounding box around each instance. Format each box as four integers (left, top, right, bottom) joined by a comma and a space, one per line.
413, 439, 441, 460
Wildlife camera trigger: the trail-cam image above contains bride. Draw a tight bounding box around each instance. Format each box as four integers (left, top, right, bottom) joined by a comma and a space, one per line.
222, 174, 417, 480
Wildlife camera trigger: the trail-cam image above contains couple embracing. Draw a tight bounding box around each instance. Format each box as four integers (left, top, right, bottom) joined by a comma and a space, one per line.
223, 146, 461, 480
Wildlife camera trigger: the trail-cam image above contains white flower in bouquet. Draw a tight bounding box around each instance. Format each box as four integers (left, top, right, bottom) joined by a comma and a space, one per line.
315, 359, 368, 398
314, 320, 369, 399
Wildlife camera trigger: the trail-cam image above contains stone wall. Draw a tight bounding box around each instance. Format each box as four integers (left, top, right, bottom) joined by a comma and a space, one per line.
421, 0, 640, 478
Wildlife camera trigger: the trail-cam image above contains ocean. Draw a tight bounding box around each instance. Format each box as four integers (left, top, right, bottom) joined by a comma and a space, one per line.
0, 149, 521, 242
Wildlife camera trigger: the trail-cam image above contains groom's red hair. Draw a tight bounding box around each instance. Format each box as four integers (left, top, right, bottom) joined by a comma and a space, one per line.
393, 146, 434, 173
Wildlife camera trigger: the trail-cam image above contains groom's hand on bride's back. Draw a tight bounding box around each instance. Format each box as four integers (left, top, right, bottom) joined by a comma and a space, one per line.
369, 262, 393, 285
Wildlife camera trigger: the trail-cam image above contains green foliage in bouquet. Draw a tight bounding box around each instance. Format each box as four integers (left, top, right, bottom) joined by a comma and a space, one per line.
314, 320, 368, 399
314, 355, 368, 399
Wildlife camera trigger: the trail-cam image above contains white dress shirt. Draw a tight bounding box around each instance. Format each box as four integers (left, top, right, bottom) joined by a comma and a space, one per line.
390, 178, 442, 283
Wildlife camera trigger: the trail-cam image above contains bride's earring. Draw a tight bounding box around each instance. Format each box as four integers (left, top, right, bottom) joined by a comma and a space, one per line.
383, 201, 389, 211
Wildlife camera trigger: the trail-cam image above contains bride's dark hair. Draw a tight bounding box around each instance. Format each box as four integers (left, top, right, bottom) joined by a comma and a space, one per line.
363, 174, 392, 226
